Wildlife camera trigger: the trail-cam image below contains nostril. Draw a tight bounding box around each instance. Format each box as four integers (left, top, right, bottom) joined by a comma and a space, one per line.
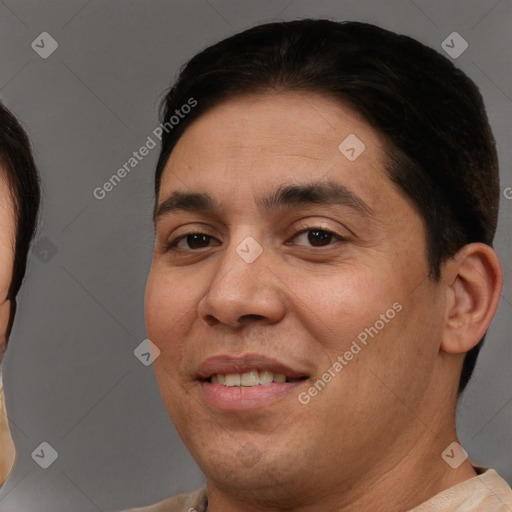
238, 314, 265, 323
202, 314, 219, 327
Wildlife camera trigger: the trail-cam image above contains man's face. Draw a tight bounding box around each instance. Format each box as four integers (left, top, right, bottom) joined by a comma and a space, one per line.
0, 172, 14, 352
145, 92, 446, 499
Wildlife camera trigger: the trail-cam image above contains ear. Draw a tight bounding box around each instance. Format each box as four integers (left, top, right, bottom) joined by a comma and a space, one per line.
440, 243, 503, 354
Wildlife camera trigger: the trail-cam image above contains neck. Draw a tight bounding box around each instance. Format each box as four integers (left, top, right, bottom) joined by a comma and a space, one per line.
0, 379, 15, 486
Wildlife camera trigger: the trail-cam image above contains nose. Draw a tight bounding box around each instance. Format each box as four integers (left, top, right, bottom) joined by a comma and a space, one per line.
197, 237, 286, 329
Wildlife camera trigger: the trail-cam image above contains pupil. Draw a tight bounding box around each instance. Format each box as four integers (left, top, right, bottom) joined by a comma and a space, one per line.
308, 230, 331, 246
188, 234, 209, 249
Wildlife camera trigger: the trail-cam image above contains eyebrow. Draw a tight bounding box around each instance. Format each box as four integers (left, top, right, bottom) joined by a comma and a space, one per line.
154, 181, 373, 221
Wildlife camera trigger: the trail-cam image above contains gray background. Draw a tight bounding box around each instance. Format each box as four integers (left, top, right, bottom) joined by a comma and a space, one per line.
0, 1, 510, 511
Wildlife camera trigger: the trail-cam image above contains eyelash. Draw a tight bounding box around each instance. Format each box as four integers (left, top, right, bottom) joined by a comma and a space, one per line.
164, 226, 345, 252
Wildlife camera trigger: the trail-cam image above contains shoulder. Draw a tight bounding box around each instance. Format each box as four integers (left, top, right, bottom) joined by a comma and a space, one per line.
124, 488, 207, 512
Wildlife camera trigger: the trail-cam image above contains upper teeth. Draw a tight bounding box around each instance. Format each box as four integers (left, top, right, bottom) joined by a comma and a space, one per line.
211, 371, 287, 387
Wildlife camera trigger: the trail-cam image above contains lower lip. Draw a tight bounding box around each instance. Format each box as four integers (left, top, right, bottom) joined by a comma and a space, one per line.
200, 380, 306, 412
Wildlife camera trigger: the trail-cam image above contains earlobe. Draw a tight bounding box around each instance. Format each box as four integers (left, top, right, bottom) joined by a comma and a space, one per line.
441, 243, 503, 355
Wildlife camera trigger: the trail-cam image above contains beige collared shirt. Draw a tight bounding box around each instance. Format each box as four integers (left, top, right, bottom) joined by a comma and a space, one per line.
126, 468, 512, 512
409, 469, 512, 511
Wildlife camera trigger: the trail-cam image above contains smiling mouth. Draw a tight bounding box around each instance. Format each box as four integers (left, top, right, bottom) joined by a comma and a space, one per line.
205, 370, 308, 387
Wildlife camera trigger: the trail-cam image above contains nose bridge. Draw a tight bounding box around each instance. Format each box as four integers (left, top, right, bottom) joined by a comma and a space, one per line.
210, 233, 266, 298
198, 233, 285, 327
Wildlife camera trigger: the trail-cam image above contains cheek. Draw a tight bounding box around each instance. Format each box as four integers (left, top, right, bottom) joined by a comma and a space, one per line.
288, 254, 437, 386
145, 266, 203, 377
145, 274, 184, 402
284, 265, 396, 356
0, 254, 13, 300
0, 301, 10, 347
145, 269, 185, 349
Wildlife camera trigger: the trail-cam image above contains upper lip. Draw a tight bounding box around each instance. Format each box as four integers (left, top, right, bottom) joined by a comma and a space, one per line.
197, 353, 309, 380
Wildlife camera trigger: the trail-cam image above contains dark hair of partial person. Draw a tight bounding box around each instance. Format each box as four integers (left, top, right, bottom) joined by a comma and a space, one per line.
0, 101, 40, 337
153, 19, 499, 394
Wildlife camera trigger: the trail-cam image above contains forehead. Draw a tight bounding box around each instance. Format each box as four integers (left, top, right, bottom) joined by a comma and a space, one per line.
0, 169, 15, 225
0, 169, 15, 297
0, 170, 15, 239
159, 91, 392, 214
170, 91, 384, 161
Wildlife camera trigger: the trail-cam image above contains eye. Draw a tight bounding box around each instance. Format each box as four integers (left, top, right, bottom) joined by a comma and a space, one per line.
290, 227, 344, 248
164, 226, 344, 252
166, 231, 219, 251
